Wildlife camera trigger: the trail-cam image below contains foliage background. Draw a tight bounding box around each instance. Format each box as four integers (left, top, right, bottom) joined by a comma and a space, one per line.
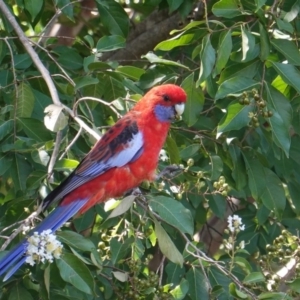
0, 0, 300, 299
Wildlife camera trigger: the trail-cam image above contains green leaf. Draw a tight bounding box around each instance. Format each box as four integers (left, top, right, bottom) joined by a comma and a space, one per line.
54, 46, 83, 70
213, 30, 232, 76
212, 0, 241, 18
229, 145, 247, 190
270, 62, 300, 94
107, 195, 135, 219
15, 82, 35, 118
243, 272, 265, 284
259, 23, 270, 61
165, 136, 180, 164
10, 153, 32, 192
153, 218, 184, 266
142, 52, 189, 69
265, 84, 292, 157
210, 155, 223, 180
288, 180, 300, 214
219, 60, 260, 83
198, 35, 216, 84
260, 168, 285, 217
207, 193, 226, 218
102, 74, 126, 101
18, 118, 52, 142
155, 34, 195, 51
24, 0, 43, 21
186, 268, 209, 299
229, 282, 248, 299
74, 76, 99, 90
0, 153, 12, 176
167, 0, 184, 12
217, 101, 254, 138
216, 77, 259, 99
96, 35, 126, 52
54, 158, 79, 170
284, 0, 300, 22
56, 0, 74, 20
96, 0, 129, 37
170, 279, 189, 300
116, 66, 145, 80
180, 144, 200, 160
233, 256, 252, 274
56, 253, 94, 295
241, 26, 256, 62
242, 152, 266, 200
181, 73, 204, 126
287, 278, 300, 293
110, 237, 134, 264
58, 231, 96, 252
14, 53, 32, 69
8, 283, 33, 300
0, 119, 13, 141
149, 196, 194, 235
271, 39, 300, 66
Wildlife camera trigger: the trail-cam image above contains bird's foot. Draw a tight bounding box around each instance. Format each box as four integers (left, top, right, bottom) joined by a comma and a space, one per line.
156, 164, 183, 180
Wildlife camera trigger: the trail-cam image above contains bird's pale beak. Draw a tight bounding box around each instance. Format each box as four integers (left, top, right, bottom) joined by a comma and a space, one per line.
175, 103, 185, 116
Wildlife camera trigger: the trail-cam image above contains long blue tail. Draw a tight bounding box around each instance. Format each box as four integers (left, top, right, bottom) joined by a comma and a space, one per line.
0, 199, 87, 281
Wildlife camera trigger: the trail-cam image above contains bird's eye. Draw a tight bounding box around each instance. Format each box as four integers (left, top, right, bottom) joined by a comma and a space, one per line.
163, 94, 170, 102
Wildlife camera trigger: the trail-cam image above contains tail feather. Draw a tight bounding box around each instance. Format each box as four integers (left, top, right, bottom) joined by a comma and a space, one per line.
0, 198, 87, 281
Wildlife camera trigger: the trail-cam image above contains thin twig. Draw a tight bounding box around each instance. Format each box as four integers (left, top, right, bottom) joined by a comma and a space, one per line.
73, 97, 122, 119
48, 130, 63, 178
0, 204, 43, 250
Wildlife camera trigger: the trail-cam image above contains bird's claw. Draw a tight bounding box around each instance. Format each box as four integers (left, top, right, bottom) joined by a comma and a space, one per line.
156, 164, 183, 180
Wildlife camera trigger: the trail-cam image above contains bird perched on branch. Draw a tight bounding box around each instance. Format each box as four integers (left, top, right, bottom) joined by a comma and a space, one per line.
0, 84, 187, 280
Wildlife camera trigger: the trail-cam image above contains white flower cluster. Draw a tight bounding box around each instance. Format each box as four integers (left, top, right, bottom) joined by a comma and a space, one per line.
25, 229, 63, 266
227, 215, 245, 233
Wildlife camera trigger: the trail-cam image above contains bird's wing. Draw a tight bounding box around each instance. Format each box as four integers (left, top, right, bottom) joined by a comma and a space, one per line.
43, 116, 143, 207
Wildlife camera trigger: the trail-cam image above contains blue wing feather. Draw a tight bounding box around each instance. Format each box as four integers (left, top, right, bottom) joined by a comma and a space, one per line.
0, 198, 87, 281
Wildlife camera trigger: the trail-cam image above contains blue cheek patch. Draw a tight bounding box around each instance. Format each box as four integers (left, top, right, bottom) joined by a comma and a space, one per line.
154, 105, 175, 122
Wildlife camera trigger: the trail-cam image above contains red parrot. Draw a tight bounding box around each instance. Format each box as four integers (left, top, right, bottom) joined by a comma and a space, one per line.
0, 84, 187, 280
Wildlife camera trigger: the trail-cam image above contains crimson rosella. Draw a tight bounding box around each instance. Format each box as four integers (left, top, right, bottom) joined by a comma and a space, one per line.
0, 84, 187, 280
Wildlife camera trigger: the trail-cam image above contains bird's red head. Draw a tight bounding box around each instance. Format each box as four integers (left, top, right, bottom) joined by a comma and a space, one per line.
134, 84, 187, 122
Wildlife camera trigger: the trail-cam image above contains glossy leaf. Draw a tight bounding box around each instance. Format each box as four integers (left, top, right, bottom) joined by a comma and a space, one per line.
149, 196, 194, 235
260, 168, 285, 217
216, 77, 259, 99
186, 268, 209, 299
155, 34, 195, 51
198, 35, 216, 84
217, 101, 254, 138
213, 30, 232, 76
142, 52, 189, 69
241, 26, 256, 61
24, 0, 43, 21
264, 84, 292, 157
182, 73, 204, 126
56, 253, 94, 295
270, 62, 300, 94
96, 35, 126, 52
96, 0, 129, 37
271, 39, 300, 66
259, 23, 270, 61
153, 219, 184, 266
58, 231, 96, 252
243, 272, 265, 284
18, 118, 52, 142
107, 195, 135, 219
15, 82, 35, 118
212, 0, 241, 18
